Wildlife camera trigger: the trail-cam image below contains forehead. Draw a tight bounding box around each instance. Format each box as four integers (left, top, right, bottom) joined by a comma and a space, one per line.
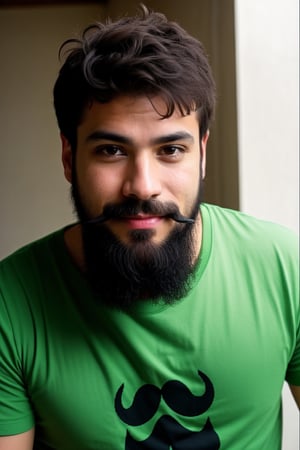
78, 95, 200, 142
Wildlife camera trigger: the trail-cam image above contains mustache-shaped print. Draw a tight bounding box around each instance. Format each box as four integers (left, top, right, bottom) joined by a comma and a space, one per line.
83, 198, 195, 226
125, 416, 220, 450
115, 370, 214, 427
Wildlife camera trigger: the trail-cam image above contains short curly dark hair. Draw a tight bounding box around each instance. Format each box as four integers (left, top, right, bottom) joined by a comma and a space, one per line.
53, 4, 216, 150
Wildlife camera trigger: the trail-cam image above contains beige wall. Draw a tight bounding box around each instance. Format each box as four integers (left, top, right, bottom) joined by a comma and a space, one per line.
0, 4, 105, 258
235, 0, 299, 233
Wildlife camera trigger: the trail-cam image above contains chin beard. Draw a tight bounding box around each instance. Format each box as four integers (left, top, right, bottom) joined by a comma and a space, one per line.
80, 219, 197, 310
71, 173, 203, 311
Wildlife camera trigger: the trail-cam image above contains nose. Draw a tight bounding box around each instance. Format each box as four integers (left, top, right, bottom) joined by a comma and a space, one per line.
122, 154, 162, 200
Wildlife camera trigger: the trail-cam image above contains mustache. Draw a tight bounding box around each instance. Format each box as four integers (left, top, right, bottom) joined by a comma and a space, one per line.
82, 199, 195, 226
115, 371, 214, 426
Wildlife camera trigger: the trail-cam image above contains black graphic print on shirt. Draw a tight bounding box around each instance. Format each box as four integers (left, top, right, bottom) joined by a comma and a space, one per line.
114, 370, 220, 449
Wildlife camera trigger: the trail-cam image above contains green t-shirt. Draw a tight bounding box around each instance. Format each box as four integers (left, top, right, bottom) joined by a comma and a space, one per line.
0, 204, 299, 449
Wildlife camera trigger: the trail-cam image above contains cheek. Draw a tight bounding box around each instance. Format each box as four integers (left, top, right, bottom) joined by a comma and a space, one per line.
167, 166, 200, 209
77, 165, 123, 211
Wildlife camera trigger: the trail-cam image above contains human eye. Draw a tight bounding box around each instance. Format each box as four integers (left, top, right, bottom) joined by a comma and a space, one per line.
94, 144, 126, 158
158, 145, 186, 160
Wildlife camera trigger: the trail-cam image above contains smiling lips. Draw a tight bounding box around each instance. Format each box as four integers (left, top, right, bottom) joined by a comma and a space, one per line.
122, 215, 163, 229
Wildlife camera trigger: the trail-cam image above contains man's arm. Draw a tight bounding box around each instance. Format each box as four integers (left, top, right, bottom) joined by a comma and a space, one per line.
289, 384, 300, 409
0, 428, 34, 450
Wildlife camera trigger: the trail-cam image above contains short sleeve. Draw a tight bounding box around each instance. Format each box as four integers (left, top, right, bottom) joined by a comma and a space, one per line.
0, 290, 35, 435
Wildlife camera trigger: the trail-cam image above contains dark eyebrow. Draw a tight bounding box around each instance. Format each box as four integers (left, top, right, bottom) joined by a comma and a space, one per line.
85, 131, 131, 145
151, 132, 194, 145
85, 130, 194, 145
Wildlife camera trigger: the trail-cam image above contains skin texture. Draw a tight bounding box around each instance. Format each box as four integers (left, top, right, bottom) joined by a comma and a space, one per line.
0, 429, 34, 450
62, 95, 208, 268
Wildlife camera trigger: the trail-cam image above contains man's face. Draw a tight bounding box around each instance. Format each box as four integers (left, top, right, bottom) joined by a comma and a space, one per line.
63, 95, 208, 246
62, 95, 209, 309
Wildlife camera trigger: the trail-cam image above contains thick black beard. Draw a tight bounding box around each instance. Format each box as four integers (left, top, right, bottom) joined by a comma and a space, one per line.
71, 172, 203, 311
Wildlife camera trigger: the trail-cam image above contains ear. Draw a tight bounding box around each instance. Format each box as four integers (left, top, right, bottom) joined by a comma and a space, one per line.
200, 130, 209, 180
61, 134, 73, 183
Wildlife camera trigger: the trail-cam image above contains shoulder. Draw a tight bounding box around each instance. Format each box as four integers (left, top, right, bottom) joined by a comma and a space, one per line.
0, 228, 70, 337
0, 228, 68, 308
202, 203, 299, 316
0, 228, 66, 276
202, 203, 298, 251
202, 203, 298, 288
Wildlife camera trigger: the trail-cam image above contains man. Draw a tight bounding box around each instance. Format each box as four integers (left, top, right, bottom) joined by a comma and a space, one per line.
0, 5, 299, 449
